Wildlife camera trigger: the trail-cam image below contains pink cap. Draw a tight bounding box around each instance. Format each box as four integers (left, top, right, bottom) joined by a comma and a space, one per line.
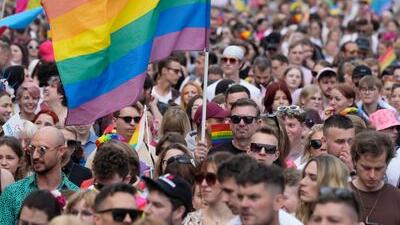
369, 109, 400, 131
39, 40, 55, 62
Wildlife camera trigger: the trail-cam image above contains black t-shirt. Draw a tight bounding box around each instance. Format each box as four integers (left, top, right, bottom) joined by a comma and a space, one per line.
208, 141, 246, 155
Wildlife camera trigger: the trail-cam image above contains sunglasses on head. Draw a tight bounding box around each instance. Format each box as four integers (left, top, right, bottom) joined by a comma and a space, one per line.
221, 57, 239, 64
250, 143, 277, 154
166, 155, 196, 167
310, 139, 322, 149
230, 115, 257, 124
195, 172, 217, 186
96, 208, 143, 222
118, 116, 141, 124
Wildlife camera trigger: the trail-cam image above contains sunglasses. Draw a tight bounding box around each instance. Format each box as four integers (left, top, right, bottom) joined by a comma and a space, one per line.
167, 67, 181, 74
250, 143, 277, 154
195, 172, 217, 186
230, 115, 257, 124
221, 57, 239, 64
166, 155, 196, 167
28, 45, 38, 50
25, 144, 60, 156
118, 116, 141, 124
310, 139, 322, 149
96, 208, 143, 222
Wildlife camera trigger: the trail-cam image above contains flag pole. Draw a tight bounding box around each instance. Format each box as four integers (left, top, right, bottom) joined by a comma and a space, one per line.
1, 0, 7, 19
200, 50, 209, 142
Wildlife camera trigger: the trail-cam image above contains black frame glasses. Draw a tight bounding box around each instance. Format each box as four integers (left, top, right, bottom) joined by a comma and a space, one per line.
96, 208, 143, 222
250, 143, 277, 154
118, 116, 141, 124
230, 115, 257, 124
310, 139, 322, 149
194, 172, 217, 186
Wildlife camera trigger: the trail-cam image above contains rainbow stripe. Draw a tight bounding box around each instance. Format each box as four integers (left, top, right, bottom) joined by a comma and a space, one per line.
16, 0, 41, 13
42, 0, 210, 125
379, 47, 396, 72
211, 124, 233, 146
129, 110, 146, 150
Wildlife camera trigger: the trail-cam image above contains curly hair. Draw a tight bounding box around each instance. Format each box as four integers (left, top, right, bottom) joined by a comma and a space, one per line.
93, 140, 130, 180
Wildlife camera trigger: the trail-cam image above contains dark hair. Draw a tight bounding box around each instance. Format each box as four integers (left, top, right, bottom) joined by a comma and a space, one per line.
225, 84, 250, 99
31, 61, 59, 87
284, 168, 302, 187
94, 183, 136, 211
0, 136, 24, 179
351, 130, 394, 164
144, 75, 154, 90
208, 65, 223, 76
231, 98, 260, 117
185, 95, 202, 128
3, 65, 25, 91
19, 190, 61, 221
156, 132, 187, 156
155, 143, 192, 176
323, 114, 354, 136
217, 154, 257, 182
156, 55, 181, 80
33, 108, 60, 125
237, 163, 285, 194
11, 43, 29, 67
199, 152, 233, 174
313, 187, 361, 221
271, 54, 289, 64
93, 141, 130, 181
165, 155, 197, 186
263, 81, 292, 113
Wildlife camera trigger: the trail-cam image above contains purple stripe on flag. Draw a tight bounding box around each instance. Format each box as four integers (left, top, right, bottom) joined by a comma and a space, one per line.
66, 27, 208, 125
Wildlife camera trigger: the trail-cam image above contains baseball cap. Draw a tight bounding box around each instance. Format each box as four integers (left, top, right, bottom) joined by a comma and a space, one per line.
222, 45, 244, 60
352, 65, 372, 79
369, 109, 400, 131
143, 174, 193, 211
355, 37, 370, 51
316, 68, 337, 80
193, 102, 229, 125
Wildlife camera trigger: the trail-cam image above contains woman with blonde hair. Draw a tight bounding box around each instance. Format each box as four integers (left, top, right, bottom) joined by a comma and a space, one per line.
65, 190, 97, 225
179, 82, 202, 110
299, 124, 327, 168
159, 106, 191, 138
296, 154, 350, 224
299, 85, 323, 117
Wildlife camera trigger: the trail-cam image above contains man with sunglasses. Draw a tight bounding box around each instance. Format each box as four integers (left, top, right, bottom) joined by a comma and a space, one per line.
247, 126, 281, 166
143, 174, 193, 225
209, 98, 261, 155
206, 45, 259, 101
152, 55, 181, 105
94, 183, 141, 225
113, 104, 142, 141
0, 126, 78, 225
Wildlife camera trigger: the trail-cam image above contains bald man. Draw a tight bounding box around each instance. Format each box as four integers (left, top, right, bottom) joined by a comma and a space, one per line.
0, 127, 79, 225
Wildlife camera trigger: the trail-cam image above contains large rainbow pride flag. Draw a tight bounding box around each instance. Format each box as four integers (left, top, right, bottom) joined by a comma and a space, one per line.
42, 0, 210, 125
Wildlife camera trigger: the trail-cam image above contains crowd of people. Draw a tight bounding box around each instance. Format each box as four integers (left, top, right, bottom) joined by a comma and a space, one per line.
0, 0, 400, 224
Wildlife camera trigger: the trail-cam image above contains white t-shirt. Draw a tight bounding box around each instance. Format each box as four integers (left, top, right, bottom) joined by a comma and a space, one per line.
206, 79, 260, 101
386, 147, 400, 187
151, 88, 173, 104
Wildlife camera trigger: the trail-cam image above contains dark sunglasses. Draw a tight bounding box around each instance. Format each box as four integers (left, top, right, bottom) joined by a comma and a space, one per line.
118, 116, 141, 124
221, 57, 239, 64
96, 208, 143, 222
195, 172, 217, 186
250, 143, 277, 154
166, 155, 196, 167
28, 45, 38, 50
310, 139, 322, 149
230, 115, 257, 124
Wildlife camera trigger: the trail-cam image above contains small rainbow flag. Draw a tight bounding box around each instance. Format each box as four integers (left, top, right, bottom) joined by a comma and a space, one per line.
378, 47, 396, 72
211, 123, 233, 146
129, 110, 147, 150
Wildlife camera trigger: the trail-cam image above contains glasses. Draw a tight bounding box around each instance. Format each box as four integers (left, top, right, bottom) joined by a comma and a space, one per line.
250, 143, 277, 154
221, 57, 239, 64
16, 219, 46, 225
310, 139, 322, 149
359, 87, 377, 93
25, 144, 60, 156
166, 155, 196, 167
96, 208, 143, 222
195, 172, 217, 186
167, 67, 181, 74
118, 116, 141, 124
230, 115, 257, 124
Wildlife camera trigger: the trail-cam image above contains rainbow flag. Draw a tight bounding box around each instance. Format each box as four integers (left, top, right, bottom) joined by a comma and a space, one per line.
211, 123, 233, 146
42, 0, 210, 125
16, 0, 41, 13
129, 110, 147, 150
378, 47, 396, 72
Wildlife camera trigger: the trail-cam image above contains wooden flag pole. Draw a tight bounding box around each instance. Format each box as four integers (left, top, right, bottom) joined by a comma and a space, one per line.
200, 50, 209, 142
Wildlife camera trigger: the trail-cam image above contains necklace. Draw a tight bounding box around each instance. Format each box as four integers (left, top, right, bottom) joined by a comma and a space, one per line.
353, 181, 383, 224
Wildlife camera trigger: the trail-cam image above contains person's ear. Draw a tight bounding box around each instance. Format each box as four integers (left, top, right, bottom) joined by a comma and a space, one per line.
274, 150, 280, 161
172, 205, 185, 223
273, 193, 285, 211
123, 174, 132, 184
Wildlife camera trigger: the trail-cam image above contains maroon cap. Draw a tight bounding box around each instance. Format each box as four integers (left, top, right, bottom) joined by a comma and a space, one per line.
194, 102, 229, 125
